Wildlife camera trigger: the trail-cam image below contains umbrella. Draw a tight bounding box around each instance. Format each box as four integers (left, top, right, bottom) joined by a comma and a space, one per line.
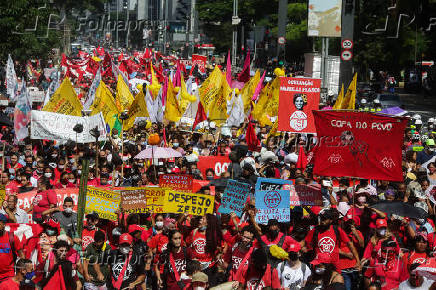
134, 146, 182, 159
416, 258, 436, 280
370, 201, 427, 219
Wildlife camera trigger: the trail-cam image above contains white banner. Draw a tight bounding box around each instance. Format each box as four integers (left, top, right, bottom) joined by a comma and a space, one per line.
31, 110, 107, 143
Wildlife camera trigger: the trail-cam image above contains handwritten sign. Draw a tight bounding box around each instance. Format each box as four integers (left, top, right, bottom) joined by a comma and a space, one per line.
290, 184, 323, 206
255, 189, 290, 224
119, 187, 165, 213
163, 190, 214, 216
159, 174, 193, 191
218, 180, 250, 217
255, 177, 293, 191
86, 187, 120, 220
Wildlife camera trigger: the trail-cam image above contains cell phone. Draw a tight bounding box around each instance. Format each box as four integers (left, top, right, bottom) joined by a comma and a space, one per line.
322, 180, 333, 187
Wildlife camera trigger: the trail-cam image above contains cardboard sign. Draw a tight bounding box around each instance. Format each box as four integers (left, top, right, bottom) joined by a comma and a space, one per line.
255, 177, 293, 191
197, 156, 231, 178
255, 189, 290, 224
159, 174, 193, 191
290, 184, 323, 206
218, 179, 250, 217
163, 190, 214, 216
85, 187, 120, 220
119, 187, 165, 213
278, 77, 321, 133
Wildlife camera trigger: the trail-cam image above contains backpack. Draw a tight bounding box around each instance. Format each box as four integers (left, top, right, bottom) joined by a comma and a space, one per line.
311, 225, 341, 252
280, 261, 308, 287
264, 234, 286, 268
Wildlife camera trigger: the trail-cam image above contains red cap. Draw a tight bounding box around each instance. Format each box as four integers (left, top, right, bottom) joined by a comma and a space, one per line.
376, 219, 388, 228
288, 241, 302, 253
119, 233, 133, 244
128, 224, 144, 234
311, 206, 323, 215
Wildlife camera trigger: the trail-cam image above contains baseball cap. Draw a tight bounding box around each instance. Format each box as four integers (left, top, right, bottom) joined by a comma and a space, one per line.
119, 233, 133, 245
128, 224, 144, 234
86, 212, 99, 220
192, 272, 208, 283
376, 219, 388, 228
288, 241, 302, 253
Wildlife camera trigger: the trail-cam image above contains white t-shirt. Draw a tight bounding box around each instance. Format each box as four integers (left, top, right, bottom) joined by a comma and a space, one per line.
399, 277, 434, 290
276, 261, 311, 289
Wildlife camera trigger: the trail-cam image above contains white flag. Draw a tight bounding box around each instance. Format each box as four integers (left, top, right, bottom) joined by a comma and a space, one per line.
83, 67, 101, 110
6, 54, 18, 101
14, 82, 32, 142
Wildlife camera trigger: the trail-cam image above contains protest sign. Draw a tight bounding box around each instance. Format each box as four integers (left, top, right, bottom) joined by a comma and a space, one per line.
197, 156, 231, 178
159, 174, 193, 191
15, 188, 79, 211
29, 90, 45, 103
218, 180, 250, 216
192, 54, 207, 73
278, 77, 321, 133
163, 190, 214, 216
313, 111, 408, 181
31, 110, 107, 143
255, 189, 290, 224
119, 187, 165, 213
255, 177, 293, 191
85, 187, 120, 220
290, 184, 323, 206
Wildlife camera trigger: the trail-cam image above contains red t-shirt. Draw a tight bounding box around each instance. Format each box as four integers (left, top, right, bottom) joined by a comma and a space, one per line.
159, 248, 190, 290
236, 264, 281, 290
0, 277, 19, 290
338, 230, 363, 270
224, 243, 254, 281
0, 233, 21, 279
256, 233, 299, 252
305, 226, 350, 267
187, 230, 213, 263
82, 228, 99, 251
148, 233, 169, 254
403, 251, 428, 269
365, 259, 409, 290
32, 189, 58, 219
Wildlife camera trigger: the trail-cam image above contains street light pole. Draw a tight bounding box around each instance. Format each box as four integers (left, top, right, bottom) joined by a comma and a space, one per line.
232, 0, 238, 66
116, 0, 119, 49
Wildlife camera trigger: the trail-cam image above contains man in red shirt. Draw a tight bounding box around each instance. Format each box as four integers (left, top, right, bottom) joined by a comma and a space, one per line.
0, 258, 32, 290
258, 219, 300, 252
82, 212, 102, 251
305, 208, 360, 270
0, 213, 24, 282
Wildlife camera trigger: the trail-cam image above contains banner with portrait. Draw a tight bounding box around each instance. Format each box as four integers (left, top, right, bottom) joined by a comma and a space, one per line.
277, 77, 320, 133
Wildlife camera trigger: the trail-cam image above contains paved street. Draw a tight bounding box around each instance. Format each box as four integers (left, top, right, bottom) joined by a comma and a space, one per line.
399, 90, 436, 120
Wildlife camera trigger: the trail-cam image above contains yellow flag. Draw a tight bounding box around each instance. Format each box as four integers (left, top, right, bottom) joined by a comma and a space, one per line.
341, 73, 357, 110
199, 66, 222, 113
240, 70, 260, 113
43, 77, 83, 116
333, 84, 345, 110
165, 79, 183, 122
149, 65, 161, 99
252, 83, 271, 124
124, 90, 149, 130
264, 76, 280, 117
90, 81, 119, 126
267, 118, 280, 139
209, 74, 230, 127
115, 75, 134, 112
178, 75, 197, 115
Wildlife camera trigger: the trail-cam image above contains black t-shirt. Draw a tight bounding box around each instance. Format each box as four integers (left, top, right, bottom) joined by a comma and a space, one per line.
107, 249, 145, 290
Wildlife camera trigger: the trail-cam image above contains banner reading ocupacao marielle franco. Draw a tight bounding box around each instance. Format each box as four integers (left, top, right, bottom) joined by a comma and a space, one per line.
278, 77, 321, 133
312, 111, 408, 181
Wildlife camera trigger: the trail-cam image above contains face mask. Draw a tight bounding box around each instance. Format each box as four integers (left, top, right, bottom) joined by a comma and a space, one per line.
36, 169, 43, 174
44, 173, 52, 178
173, 143, 179, 148
58, 165, 64, 170
24, 271, 35, 281
269, 229, 279, 239
377, 228, 387, 237
193, 287, 205, 290
206, 176, 214, 180
112, 134, 118, 139
155, 221, 164, 229
69, 159, 75, 164
51, 154, 58, 158
120, 246, 130, 255
417, 219, 426, 225
199, 226, 207, 231
9, 175, 14, 180
357, 196, 366, 203
315, 267, 326, 275
46, 229, 57, 236
64, 207, 73, 214
68, 179, 75, 183
77, 170, 82, 175
288, 251, 299, 261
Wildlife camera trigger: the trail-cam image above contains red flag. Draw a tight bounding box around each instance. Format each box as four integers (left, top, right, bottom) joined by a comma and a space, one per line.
246, 120, 260, 152
44, 266, 67, 290
226, 50, 232, 86
312, 111, 408, 181
237, 50, 250, 83
192, 101, 207, 130
296, 146, 307, 170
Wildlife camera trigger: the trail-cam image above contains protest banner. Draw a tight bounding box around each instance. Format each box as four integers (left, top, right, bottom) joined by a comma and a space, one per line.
29, 90, 45, 103
31, 110, 107, 143
197, 156, 231, 178
163, 190, 214, 216
255, 177, 293, 191
0, 185, 5, 203
159, 174, 193, 191
278, 77, 321, 133
85, 187, 120, 220
192, 54, 207, 73
218, 179, 251, 216
15, 188, 79, 211
119, 187, 165, 213
255, 189, 290, 224
313, 111, 408, 181
290, 184, 323, 206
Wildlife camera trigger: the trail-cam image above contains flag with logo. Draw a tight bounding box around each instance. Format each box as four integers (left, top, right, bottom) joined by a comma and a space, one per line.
115, 74, 134, 112
14, 82, 31, 141
6, 54, 18, 101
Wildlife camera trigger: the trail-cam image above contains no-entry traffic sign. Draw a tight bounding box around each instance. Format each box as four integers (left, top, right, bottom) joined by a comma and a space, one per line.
341, 50, 353, 61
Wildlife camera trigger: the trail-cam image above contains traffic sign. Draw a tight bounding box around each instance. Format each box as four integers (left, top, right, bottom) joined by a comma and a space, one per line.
341, 50, 353, 61
278, 37, 286, 45
341, 39, 353, 49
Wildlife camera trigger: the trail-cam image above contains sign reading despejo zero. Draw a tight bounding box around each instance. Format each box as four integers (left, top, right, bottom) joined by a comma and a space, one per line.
163, 190, 214, 216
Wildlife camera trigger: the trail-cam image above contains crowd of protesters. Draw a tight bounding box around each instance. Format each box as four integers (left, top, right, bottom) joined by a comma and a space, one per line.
2, 53, 436, 290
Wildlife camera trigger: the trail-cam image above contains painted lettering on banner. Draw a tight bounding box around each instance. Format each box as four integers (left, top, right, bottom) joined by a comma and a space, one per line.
255, 189, 290, 224
159, 174, 193, 191
255, 177, 293, 191
86, 187, 120, 220
218, 179, 251, 217
163, 190, 214, 216
290, 184, 323, 206
118, 187, 165, 213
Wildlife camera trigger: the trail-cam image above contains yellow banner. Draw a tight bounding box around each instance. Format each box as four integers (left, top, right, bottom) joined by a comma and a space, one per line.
165, 79, 182, 122
198, 66, 222, 113
125, 90, 149, 130
118, 187, 165, 214
85, 187, 120, 220
90, 81, 119, 125
163, 190, 214, 216
115, 75, 134, 112
43, 77, 83, 116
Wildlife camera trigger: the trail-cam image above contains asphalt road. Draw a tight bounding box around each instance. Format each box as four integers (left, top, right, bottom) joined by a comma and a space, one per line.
399, 91, 436, 121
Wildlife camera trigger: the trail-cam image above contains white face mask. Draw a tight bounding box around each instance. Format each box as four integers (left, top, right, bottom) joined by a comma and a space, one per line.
120, 246, 130, 255
44, 173, 52, 178
193, 287, 205, 290
68, 179, 75, 183
357, 196, 366, 204
64, 207, 73, 214
155, 221, 164, 229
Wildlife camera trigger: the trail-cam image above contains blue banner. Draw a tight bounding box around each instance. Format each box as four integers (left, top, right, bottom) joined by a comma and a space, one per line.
218, 179, 251, 217
255, 189, 291, 224
255, 177, 293, 191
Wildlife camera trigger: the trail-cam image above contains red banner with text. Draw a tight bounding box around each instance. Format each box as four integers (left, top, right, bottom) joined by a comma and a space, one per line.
278, 77, 320, 133
197, 156, 231, 178
313, 111, 408, 181
192, 54, 207, 73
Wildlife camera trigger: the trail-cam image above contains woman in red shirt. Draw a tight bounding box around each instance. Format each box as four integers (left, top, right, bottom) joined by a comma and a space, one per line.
403, 232, 430, 270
